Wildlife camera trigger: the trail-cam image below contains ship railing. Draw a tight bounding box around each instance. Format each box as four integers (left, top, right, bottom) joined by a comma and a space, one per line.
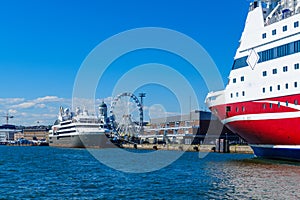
264, 8, 300, 26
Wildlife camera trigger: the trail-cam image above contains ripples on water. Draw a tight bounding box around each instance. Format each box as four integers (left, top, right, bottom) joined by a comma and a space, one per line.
0, 146, 299, 199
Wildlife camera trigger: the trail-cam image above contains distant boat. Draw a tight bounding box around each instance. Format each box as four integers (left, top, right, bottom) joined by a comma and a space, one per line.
49, 103, 117, 148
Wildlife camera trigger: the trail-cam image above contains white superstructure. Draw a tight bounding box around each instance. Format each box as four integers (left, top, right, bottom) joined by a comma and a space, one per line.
207, 0, 300, 109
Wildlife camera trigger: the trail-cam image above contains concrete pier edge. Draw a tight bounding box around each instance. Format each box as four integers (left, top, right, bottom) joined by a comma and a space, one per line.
122, 144, 254, 154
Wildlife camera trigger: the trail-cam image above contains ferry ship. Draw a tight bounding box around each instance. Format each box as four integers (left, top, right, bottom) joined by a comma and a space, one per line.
49, 102, 114, 148
206, 0, 300, 160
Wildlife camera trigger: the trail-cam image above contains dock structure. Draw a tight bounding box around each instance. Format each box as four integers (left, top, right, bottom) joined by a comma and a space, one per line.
141, 110, 243, 146
0, 125, 50, 146
122, 143, 254, 154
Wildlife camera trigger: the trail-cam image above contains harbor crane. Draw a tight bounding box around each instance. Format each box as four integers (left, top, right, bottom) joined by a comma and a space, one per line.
1, 112, 14, 124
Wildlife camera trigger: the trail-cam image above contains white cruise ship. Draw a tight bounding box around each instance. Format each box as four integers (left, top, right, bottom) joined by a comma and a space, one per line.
49, 102, 113, 148
206, 0, 300, 160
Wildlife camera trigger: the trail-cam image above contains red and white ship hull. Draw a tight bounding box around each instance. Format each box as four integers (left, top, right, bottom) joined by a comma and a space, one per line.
206, 0, 300, 160
206, 93, 300, 161
211, 94, 300, 145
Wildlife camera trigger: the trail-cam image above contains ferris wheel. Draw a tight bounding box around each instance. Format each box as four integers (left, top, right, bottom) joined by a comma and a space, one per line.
110, 92, 144, 137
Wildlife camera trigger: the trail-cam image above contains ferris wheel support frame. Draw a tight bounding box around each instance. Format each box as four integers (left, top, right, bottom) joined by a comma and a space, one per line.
110, 92, 144, 136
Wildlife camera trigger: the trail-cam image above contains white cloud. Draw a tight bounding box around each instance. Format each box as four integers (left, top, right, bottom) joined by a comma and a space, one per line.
8, 109, 17, 114
10, 96, 69, 109
36, 104, 46, 109
148, 104, 167, 120
0, 98, 25, 105
96, 97, 113, 104
11, 102, 36, 109
48, 106, 58, 113
0, 96, 116, 126
36, 96, 61, 103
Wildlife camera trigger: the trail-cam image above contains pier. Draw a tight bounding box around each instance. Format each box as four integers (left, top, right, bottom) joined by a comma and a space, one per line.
122, 143, 254, 154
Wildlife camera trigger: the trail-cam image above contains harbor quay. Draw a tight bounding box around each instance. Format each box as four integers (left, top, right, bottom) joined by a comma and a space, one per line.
128, 110, 248, 153
1, 108, 250, 152
0, 124, 50, 146
122, 143, 254, 154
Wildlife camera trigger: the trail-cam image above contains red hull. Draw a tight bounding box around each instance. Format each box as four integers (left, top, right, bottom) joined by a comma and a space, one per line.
227, 119, 300, 145
210, 94, 300, 145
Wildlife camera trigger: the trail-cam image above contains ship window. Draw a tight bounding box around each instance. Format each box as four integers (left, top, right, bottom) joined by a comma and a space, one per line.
234, 40, 300, 69
242, 91, 245, 96
295, 63, 299, 70
262, 33, 267, 39
226, 106, 231, 112
262, 71, 267, 77
270, 86, 273, 92
242, 106, 245, 112
295, 100, 298, 105
233, 78, 237, 83
283, 25, 287, 32
277, 44, 290, 57
236, 107, 239, 112
263, 104, 266, 109
272, 29, 276, 35
241, 76, 245, 82
295, 82, 298, 88
283, 66, 288, 72
270, 103, 273, 108
277, 85, 280, 90
286, 101, 289, 106
278, 102, 281, 108
232, 56, 248, 69
230, 93, 233, 98
260, 49, 274, 62
285, 83, 289, 89
236, 92, 239, 97
295, 21, 299, 28
273, 69, 277, 74
294, 41, 300, 53
262, 87, 266, 93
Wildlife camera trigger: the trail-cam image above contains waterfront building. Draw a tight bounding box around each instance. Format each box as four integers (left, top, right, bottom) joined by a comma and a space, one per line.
143, 111, 241, 145
0, 124, 22, 144
20, 126, 50, 141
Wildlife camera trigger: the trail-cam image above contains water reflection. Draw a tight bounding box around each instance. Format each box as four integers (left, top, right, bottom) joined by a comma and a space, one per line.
207, 157, 300, 199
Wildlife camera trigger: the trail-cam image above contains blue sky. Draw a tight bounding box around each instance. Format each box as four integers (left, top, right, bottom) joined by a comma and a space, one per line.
0, 0, 250, 125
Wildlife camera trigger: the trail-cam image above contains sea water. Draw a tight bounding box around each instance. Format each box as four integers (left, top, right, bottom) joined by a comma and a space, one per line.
0, 146, 299, 199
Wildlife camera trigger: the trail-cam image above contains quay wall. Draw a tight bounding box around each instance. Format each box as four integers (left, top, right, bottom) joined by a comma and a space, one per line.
229, 145, 254, 154
122, 144, 254, 154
